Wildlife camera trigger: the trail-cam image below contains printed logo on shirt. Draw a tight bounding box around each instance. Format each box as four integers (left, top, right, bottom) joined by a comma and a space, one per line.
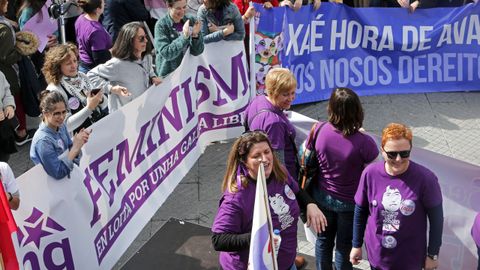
400, 199, 416, 216
380, 185, 417, 235
68, 97, 80, 110
381, 235, 397, 249
57, 139, 64, 150
381, 185, 402, 232
284, 185, 295, 200
269, 193, 294, 230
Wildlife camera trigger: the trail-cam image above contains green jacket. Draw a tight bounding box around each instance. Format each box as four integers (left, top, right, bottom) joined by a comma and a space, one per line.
154, 14, 204, 78
0, 22, 21, 96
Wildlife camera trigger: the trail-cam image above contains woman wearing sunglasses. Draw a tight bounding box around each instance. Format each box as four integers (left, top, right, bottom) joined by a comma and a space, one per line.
30, 90, 90, 179
350, 123, 444, 270
212, 131, 319, 270
87, 22, 161, 113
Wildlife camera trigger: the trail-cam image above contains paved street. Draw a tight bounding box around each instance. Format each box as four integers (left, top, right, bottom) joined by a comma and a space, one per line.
9, 91, 480, 269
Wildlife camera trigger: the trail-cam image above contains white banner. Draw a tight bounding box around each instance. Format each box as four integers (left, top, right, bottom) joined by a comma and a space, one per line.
12, 41, 250, 270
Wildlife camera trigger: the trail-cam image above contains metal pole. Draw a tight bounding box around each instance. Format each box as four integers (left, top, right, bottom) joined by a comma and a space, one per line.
59, 1, 67, 44
248, 2, 256, 101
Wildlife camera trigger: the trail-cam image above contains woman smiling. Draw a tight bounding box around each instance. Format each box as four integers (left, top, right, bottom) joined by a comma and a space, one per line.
351, 123, 444, 270
30, 91, 90, 179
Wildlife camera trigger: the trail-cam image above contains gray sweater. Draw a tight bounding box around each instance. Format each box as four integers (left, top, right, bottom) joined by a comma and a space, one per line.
87, 55, 156, 112
0, 71, 15, 111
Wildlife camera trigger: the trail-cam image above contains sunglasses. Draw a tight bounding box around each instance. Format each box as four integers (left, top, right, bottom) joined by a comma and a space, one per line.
383, 148, 411, 159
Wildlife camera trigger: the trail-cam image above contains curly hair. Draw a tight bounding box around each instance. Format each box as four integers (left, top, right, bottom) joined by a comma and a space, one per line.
42, 43, 79, 85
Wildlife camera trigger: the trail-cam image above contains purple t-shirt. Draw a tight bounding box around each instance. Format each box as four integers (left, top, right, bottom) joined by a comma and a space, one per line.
246, 95, 297, 179
473, 213, 480, 247
355, 161, 443, 270
212, 173, 300, 270
75, 15, 112, 65
314, 122, 378, 202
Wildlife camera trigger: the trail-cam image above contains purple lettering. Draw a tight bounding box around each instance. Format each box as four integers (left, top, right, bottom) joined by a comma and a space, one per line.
23, 251, 40, 270
160, 86, 182, 131
211, 51, 248, 106
43, 238, 74, 270
84, 168, 103, 227
195, 65, 211, 108
181, 77, 195, 123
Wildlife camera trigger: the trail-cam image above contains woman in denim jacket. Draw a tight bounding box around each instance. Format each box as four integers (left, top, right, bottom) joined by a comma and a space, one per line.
30, 91, 90, 180
197, 0, 245, 44
154, 0, 204, 78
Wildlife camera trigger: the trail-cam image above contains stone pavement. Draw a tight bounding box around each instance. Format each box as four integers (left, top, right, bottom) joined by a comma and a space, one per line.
8, 91, 480, 269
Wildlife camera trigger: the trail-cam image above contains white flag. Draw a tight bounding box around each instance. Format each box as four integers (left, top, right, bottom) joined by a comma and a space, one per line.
248, 163, 278, 270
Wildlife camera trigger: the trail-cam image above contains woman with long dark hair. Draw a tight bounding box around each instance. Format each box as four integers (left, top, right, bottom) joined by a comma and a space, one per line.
212, 131, 323, 270
312, 87, 379, 270
87, 21, 161, 112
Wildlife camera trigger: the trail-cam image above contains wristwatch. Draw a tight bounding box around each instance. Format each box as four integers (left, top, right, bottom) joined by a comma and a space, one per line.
8, 192, 13, 202
427, 254, 438, 261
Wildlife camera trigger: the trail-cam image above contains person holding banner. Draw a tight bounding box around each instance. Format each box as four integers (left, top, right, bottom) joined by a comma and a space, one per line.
75, 0, 113, 73
311, 87, 378, 270
212, 131, 325, 270
350, 123, 444, 270
0, 162, 19, 210
87, 21, 161, 112
154, 0, 204, 78
30, 90, 91, 179
197, 0, 245, 44
473, 212, 480, 270
245, 68, 298, 180
43, 43, 107, 134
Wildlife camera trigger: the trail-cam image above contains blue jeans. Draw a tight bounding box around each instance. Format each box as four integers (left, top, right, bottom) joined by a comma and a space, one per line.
315, 207, 354, 270
289, 263, 297, 270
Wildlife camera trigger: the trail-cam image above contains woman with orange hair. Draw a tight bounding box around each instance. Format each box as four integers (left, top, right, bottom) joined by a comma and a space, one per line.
350, 123, 444, 270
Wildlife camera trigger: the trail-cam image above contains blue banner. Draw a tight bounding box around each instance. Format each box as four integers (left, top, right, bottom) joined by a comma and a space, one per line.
253, 3, 480, 104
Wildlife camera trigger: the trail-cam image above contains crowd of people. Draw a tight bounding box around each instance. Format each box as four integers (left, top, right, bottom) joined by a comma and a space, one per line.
0, 0, 479, 269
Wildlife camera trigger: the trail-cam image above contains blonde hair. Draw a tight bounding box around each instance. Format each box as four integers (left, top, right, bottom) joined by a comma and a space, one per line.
222, 131, 288, 193
265, 68, 296, 100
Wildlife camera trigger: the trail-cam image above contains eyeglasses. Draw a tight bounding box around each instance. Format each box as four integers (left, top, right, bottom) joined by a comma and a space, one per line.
51, 110, 68, 117
383, 148, 411, 159
137, 35, 148, 43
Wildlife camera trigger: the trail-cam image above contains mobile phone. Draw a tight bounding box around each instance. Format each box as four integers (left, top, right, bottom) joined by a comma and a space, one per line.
90, 88, 101, 96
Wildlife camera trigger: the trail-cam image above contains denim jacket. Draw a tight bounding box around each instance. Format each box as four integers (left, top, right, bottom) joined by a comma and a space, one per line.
197, 3, 245, 44
30, 122, 81, 180
154, 14, 204, 77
